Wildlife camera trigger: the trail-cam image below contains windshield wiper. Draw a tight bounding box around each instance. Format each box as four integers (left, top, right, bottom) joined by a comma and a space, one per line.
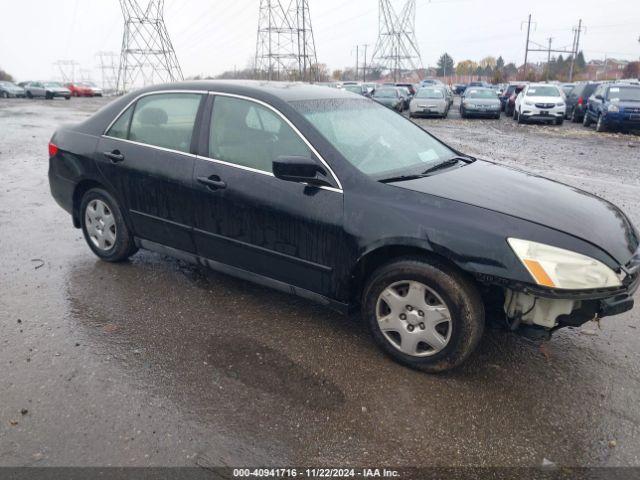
379, 158, 464, 184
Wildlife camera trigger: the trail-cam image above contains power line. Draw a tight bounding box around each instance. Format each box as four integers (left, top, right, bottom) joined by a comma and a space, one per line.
116, 0, 183, 93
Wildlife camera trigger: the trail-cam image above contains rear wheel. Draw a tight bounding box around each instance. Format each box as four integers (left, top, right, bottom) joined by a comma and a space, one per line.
80, 188, 138, 262
26, 91, 33, 99
362, 257, 484, 373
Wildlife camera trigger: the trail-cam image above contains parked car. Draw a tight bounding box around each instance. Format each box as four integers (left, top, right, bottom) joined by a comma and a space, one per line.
565, 82, 600, 123
373, 87, 406, 112
65, 82, 94, 97
499, 83, 521, 111
420, 78, 443, 88
505, 85, 526, 117
460, 87, 501, 119
442, 85, 454, 108
343, 84, 371, 98
48, 81, 640, 372
24, 81, 71, 100
409, 87, 449, 118
452, 84, 467, 95
0, 81, 26, 98
84, 82, 104, 97
561, 83, 576, 97
582, 83, 640, 132
513, 84, 565, 125
396, 86, 413, 109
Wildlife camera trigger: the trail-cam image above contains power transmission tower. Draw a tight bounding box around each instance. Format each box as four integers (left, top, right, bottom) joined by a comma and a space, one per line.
117, 0, 183, 93
97, 51, 119, 92
254, 0, 319, 82
371, 0, 423, 82
53, 60, 80, 83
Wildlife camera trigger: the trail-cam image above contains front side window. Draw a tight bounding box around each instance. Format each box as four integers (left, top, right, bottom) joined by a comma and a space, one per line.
292, 98, 455, 180
124, 93, 202, 153
208, 96, 311, 173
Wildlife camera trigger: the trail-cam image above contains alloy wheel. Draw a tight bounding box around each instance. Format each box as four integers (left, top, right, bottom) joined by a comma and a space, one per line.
84, 199, 117, 251
376, 281, 452, 357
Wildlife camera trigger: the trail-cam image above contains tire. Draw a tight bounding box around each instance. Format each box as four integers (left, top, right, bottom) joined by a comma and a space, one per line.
80, 188, 138, 262
595, 114, 607, 132
583, 112, 592, 127
26, 91, 33, 99
571, 108, 578, 123
45, 91, 53, 100
65, 96, 71, 100
555, 118, 564, 126
460, 108, 466, 119
362, 257, 485, 373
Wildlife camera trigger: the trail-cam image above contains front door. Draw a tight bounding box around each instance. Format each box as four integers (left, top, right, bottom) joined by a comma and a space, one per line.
96, 92, 205, 252
192, 94, 344, 298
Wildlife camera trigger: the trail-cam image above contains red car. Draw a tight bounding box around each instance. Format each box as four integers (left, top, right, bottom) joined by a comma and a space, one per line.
65, 82, 94, 97
505, 84, 526, 117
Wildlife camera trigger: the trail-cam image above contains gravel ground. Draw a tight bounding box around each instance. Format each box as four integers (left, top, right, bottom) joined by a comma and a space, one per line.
0, 95, 639, 468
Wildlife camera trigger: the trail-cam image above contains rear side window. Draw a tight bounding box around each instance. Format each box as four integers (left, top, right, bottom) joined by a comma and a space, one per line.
106, 106, 133, 139
109, 93, 202, 153
208, 96, 311, 173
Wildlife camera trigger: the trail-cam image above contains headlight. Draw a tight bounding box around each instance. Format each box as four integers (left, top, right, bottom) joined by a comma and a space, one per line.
525, 101, 534, 106
608, 104, 620, 113
508, 238, 622, 290
556, 102, 565, 107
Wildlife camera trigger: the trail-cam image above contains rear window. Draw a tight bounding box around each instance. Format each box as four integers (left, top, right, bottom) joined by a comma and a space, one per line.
111, 93, 202, 153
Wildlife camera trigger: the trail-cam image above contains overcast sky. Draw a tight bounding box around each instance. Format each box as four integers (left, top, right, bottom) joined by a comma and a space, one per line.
1, 0, 639, 83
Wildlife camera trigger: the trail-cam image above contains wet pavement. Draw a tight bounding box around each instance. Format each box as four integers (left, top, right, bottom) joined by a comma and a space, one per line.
0, 96, 639, 468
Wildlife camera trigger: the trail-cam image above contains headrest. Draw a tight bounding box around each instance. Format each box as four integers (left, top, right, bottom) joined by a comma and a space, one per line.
138, 107, 168, 126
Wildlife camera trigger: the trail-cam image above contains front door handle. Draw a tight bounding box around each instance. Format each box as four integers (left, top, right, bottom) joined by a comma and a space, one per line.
103, 150, 125, 163
197, 175, 227, 190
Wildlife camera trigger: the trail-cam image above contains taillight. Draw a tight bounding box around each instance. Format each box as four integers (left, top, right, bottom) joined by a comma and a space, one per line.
48, 142, 59, 157
577, 96, 583, 106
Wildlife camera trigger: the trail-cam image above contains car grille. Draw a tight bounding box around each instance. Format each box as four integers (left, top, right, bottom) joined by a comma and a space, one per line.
625, 107, 640, 114
535, 103, 555, 109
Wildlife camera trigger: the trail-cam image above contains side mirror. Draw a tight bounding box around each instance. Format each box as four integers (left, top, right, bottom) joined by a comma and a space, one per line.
273, 156, 330, 187
595, 95, 604, 101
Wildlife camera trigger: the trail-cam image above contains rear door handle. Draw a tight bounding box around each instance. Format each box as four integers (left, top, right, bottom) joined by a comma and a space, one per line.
103, 150, 125, 163
197, 175, 227, 190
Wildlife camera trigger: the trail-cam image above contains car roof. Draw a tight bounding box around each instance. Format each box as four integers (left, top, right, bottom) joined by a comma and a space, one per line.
129, 80, 360, 102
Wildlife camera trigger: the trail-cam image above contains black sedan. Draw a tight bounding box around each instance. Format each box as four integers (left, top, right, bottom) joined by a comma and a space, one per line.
48, 81, 639, 372
460, 87, 501, 119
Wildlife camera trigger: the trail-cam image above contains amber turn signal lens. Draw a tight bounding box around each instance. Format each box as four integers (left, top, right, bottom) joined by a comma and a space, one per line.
523, 259, 556, 288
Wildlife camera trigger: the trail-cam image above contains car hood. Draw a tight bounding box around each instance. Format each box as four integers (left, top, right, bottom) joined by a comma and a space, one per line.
412, 98, 446, 105
524, 96, 562, 104
391, 160, 639, 264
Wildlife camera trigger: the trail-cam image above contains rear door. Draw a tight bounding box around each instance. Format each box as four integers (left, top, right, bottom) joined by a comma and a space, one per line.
191, 93, 345, 297
96, 91, 205, 253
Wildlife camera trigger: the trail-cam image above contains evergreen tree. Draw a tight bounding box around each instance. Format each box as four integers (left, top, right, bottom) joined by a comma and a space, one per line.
436, 53, 455, 77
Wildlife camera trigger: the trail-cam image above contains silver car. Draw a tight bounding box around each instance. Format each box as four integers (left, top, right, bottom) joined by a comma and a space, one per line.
24, 81, 71, 100
409, 87, 449, 118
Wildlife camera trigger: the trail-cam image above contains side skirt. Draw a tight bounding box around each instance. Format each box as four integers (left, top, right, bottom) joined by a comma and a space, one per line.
135, 238, 351, 315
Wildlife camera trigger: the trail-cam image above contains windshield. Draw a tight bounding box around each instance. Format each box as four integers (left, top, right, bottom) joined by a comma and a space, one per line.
374, 89, 397, 98
0, 81, 13, 87
292, 99, 455, 179
526, 86, 560, 97
416, 88, 444, 99
344, 86, 362, 94
465, 89, 496, 99
44, 82, 62, 88
607, 86, 640, 102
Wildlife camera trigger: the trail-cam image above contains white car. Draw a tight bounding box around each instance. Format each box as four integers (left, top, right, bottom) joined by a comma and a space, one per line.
514, 84, 566, 125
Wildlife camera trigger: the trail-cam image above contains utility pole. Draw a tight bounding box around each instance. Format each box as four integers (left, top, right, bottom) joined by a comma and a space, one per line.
568, 19, 583, 81
371, 0, 423, 81
362, 44, 369, 82
546, 37, 553, 82
116, 0, 182, 94
355, 45, 359, 81
523, 14, 532, 79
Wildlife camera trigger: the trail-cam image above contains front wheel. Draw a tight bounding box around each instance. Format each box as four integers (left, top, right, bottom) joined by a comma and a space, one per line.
362, 257, 485, 373
555, 117, 564, 126
595, 115, 607, 132
80, 188, 138, 262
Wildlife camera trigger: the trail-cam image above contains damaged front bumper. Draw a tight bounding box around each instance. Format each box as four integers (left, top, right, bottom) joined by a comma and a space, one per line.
502, 266, 638, 331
